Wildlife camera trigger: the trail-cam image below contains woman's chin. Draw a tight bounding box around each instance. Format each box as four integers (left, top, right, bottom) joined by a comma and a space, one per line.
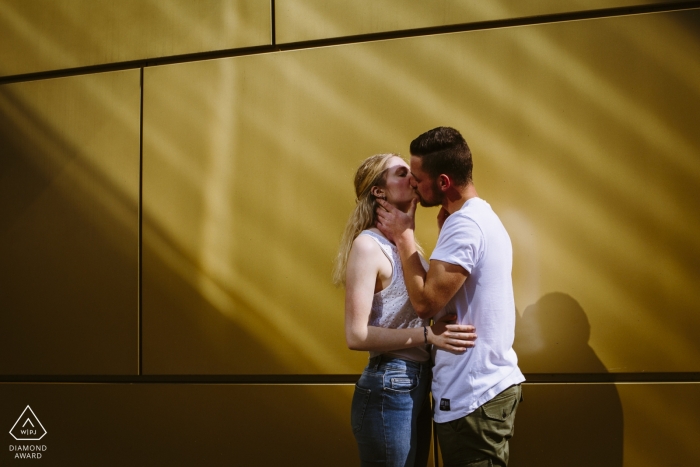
393, 201, 412, 213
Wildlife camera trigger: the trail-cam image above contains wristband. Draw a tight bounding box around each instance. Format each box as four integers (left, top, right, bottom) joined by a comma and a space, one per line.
423, 326, 428, 345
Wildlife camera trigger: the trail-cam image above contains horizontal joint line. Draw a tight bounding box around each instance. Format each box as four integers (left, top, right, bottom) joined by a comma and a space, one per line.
1, 373, 699, 385
1, 2, 699, 84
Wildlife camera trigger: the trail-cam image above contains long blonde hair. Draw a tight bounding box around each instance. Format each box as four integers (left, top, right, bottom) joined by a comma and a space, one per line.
332, 153, 422, 286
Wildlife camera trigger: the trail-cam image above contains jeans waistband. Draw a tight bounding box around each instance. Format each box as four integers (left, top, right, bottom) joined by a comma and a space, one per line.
368, 354, 430, 372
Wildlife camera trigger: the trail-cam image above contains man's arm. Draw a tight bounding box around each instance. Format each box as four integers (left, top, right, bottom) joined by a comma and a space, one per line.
394, 230, 468, 319
376, 199, 468, 319
345, 234, 475, 351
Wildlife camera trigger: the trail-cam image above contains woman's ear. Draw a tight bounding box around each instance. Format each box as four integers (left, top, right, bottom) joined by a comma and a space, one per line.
371, 186, 386, 200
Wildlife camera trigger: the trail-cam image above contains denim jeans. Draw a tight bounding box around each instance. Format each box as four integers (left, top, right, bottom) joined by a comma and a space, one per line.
351, 355, 432, 467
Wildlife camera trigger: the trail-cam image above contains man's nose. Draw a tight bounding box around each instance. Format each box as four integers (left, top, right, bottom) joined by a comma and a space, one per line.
409, 175, 417, 188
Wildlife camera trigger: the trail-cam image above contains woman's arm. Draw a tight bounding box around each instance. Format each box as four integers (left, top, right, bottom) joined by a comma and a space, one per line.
344, 235, 476, 353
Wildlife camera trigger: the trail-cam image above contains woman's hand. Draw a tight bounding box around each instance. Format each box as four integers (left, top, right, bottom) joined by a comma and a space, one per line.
427, 314, 477, 352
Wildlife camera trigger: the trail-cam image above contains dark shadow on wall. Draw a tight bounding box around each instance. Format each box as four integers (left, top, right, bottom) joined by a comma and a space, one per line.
0, 86, 138, 375
509, 292, 623, 467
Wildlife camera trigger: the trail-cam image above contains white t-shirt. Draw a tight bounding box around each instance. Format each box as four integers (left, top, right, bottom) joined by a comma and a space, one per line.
430, 197, 525, 423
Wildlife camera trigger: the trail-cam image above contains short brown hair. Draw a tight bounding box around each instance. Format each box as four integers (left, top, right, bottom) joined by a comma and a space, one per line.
410, 127, 472, 186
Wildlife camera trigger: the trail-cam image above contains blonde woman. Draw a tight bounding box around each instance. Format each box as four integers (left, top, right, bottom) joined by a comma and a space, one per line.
334, 154, 477, 467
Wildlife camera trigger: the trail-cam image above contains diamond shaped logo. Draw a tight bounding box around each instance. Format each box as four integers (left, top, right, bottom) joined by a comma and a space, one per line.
9, 406, 47, 441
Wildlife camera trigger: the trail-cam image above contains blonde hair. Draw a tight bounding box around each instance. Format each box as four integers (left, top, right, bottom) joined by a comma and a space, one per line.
332, 153, 422, 286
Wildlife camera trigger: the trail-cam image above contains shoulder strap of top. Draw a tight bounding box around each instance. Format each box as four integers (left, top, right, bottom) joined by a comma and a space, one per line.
358, 230, 395, 271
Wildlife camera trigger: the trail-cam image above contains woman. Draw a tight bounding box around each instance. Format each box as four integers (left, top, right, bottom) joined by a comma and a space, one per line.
333, 153, 476, 467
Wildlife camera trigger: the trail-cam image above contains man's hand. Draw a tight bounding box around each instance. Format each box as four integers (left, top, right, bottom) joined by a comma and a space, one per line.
428, 314, 477, 352
375, 197, 418, 243
437, 206, 450, 231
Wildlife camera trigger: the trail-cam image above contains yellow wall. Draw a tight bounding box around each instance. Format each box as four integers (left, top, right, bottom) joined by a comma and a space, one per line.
0, 71, 141, 374
0, 0, 271, 76
276, 0, 683, 42
2, 2, 699, 465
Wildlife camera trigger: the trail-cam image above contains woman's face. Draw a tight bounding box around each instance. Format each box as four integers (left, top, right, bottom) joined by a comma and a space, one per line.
379, 156, 416, 212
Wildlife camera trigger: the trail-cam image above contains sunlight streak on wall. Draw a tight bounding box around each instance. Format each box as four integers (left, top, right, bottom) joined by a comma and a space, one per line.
141, 8, 699, 375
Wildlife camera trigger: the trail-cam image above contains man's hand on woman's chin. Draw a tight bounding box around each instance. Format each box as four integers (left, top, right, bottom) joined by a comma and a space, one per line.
375, 197, 418, 243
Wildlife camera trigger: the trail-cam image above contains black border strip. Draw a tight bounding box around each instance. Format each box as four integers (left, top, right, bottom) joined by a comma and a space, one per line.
523, 373, 700, 383
138, 67, 144, 376
0, 44, 275, 85
1, 1, 699, 85
0, 373, 699, 384
271, 0, 276, 47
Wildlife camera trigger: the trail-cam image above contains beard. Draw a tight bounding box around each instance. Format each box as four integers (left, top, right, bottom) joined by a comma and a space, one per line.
417, 181, 443, 207
418, 196, 440, 208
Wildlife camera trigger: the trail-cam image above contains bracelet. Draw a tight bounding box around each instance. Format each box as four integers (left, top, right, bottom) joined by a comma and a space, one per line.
423, 326, 428, 345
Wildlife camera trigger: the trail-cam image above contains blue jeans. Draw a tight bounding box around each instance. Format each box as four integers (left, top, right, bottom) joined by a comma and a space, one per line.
351, 355, 432, 467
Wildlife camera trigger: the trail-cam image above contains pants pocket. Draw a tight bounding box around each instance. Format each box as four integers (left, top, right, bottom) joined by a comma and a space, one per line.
482, 387, 519, 422
383, 369, 419, 393
350, 385, 371, 435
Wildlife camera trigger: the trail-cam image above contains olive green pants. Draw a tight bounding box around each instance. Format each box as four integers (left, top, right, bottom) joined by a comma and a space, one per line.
435, 384, 522, 467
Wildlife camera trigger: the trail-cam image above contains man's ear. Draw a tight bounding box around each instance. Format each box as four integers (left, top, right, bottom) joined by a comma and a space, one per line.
371, 186, 386, 199
438, 174, 451, 192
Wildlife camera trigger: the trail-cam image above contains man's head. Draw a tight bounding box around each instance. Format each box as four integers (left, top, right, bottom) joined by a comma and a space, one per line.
409, 127, 472, 207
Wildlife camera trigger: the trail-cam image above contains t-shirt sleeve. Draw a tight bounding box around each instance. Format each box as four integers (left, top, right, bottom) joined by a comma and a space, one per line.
419, 254, 429, 271
429, 214, 484, 274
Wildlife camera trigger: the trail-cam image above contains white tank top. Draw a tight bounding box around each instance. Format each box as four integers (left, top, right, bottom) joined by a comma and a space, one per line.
360, 230, 429, 363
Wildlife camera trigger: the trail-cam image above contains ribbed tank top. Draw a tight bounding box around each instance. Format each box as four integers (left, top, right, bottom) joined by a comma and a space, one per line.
360, 230, 429, 363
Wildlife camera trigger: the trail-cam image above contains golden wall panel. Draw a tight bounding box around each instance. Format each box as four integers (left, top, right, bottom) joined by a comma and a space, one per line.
0, 383, 358, 466
276, 0, 681, 43
143, 10, 700, 374
0, 0, 271, 77
509, 383, 700, 467
0, 71, 140, 374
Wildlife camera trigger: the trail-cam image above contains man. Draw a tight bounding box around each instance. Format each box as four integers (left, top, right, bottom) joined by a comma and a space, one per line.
376, 127, 524, 467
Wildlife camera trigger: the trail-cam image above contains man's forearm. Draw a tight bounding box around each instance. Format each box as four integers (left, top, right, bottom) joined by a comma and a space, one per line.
394, 230, 439, 319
